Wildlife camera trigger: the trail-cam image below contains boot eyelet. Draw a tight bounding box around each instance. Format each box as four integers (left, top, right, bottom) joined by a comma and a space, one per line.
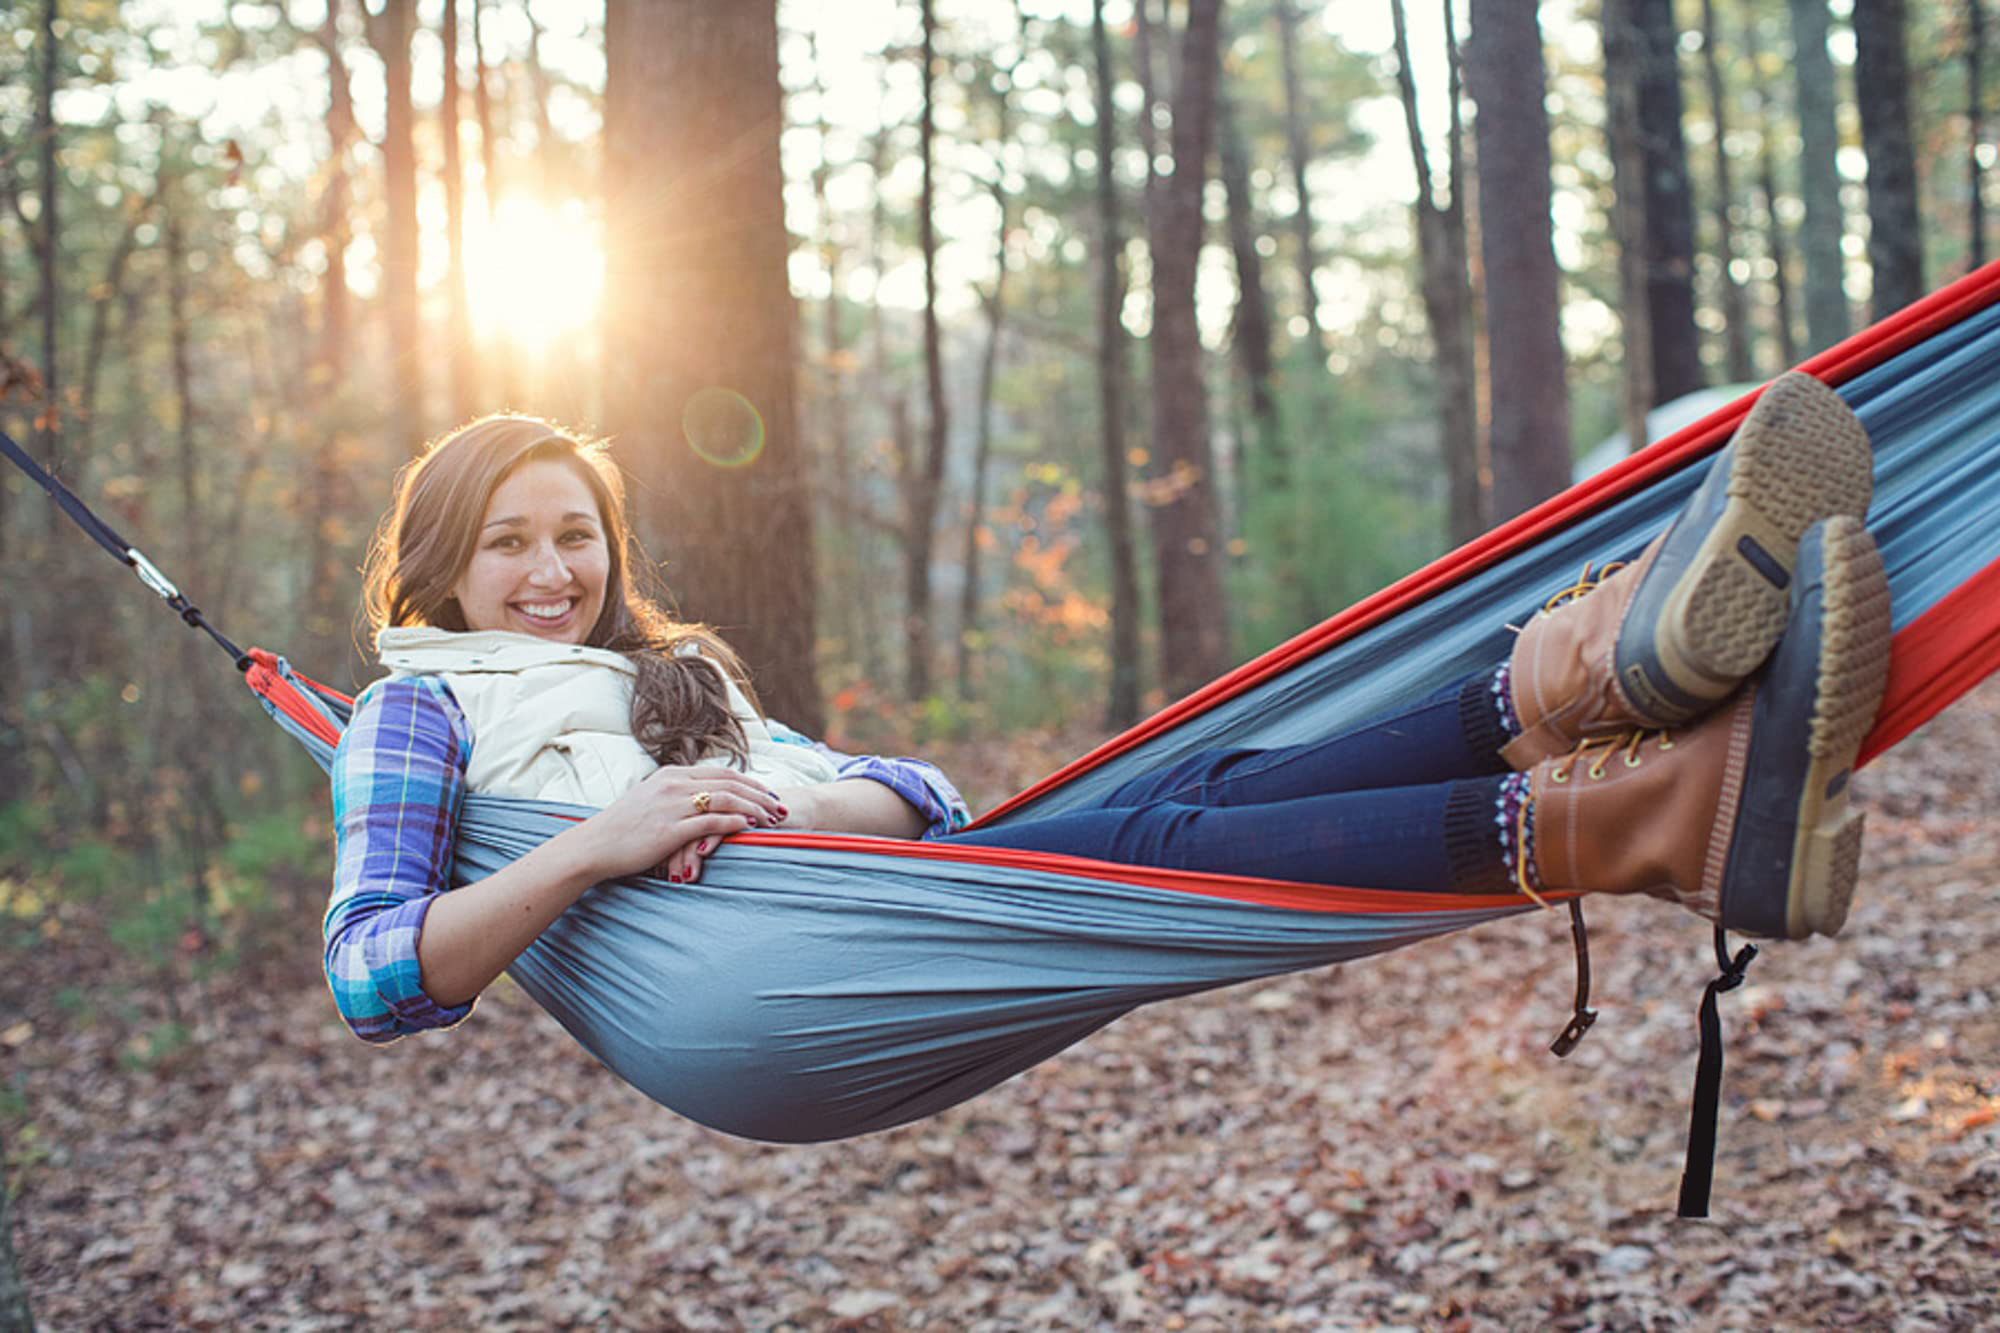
1657, 737, 1675, 751
1551, 767, 1571, 784
1587, 761, 1608, 780
1624, 753, 1643, 768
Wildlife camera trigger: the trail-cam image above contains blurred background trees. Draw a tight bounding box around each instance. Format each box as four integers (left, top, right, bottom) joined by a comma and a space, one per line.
0, 0, 1976, 1022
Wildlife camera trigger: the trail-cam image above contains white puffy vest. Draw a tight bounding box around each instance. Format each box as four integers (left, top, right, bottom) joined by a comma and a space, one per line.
375, 627, 840, 806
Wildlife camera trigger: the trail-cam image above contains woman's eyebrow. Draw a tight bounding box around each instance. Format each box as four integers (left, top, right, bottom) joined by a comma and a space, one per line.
480, 512, 599, 530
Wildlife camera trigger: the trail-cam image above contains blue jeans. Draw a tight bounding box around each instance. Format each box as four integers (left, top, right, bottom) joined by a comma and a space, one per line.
944, 673, 1511, 891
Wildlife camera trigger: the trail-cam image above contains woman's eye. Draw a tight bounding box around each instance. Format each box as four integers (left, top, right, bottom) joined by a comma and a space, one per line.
563, 529, 597, 545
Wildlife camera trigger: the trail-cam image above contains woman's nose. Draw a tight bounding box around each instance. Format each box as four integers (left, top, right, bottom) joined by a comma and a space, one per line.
527, 543, 571, 585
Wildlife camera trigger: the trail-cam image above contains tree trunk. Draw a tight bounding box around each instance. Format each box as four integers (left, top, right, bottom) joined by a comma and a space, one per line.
1603, 0, 1657, 453
1092, 0, 1143, 729
803, 30, 862, 685
1853, 0, 1924, 317
525, 6, 559, 193
1791, 0, 1849, 353
1742, 9, 1798, 367
1699, 0, 1753, 382
1468, 0, 1572, 521
955, 220, 1007, 704
35, 0, 58, 468
368, 0, 424, 451
1972, 0, 1989, 271
859, 120, 899, 690
956, 24, 1024, 704
1144, 0, 1230, 701
441, 0, 476, 421
307, 0, 357, 660
1216, 89, 1279, 444
78, 200, 151, 449
1273, 0, 1324, 353
1392, 0, 1483, 543
1626, 0, 1703, 404
903, 0, 948, 702
472, 0, 500, 218
162, 178, 220, 911
601, 0, 821, 729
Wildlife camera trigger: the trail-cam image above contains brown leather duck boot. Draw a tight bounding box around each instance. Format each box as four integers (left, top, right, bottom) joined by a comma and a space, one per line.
1503, 372, 1874, 770
1524, 516, 1891, 938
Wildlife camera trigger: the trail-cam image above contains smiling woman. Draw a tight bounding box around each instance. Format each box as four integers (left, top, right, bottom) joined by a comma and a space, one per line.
458, 195, 605, 347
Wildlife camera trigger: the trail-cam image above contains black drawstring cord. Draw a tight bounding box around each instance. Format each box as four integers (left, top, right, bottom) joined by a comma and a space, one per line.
1678, 924, 1758, 1218
1, 428, 251, 672
1549, 899, 1598, 1056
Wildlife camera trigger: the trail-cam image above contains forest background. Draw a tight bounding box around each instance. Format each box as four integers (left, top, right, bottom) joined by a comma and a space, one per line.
0, 0, 1990, 1323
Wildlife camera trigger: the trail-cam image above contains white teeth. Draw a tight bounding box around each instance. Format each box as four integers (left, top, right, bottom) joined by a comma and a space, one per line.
516, 601, 571, 620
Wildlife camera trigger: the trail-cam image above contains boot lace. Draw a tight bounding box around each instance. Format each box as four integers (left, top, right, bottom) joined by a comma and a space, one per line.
1546, 727, 1675, 784
1509, 558, 1631, 635
1514, 725, 1680, 906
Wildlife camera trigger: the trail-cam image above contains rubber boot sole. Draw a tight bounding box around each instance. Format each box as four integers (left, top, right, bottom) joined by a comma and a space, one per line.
1723, 516, 1893, 939
1615, 372, 1875, 726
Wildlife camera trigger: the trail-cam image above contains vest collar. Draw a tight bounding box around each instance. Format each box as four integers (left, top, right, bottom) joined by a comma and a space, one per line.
376, 626, 637, 677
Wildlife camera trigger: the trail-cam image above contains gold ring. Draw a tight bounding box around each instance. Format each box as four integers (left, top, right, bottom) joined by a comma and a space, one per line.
691, 791, 713, 814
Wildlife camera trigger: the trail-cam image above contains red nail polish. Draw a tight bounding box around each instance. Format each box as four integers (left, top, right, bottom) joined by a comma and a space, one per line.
776, 806, 789, 818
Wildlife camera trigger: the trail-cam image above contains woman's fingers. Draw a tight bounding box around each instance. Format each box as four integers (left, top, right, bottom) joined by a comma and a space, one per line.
673, 785, 782, 828
656, 766, 786, 820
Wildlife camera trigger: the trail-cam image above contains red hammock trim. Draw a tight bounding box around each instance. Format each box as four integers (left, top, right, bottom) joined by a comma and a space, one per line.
724, 830, 1577, 916
1858, 553, 2000, 767
978, 259, 2000, 827
245, 649, 344, 750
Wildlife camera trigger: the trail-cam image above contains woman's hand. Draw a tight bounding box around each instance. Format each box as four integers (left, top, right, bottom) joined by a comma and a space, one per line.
580, 764, 786, 884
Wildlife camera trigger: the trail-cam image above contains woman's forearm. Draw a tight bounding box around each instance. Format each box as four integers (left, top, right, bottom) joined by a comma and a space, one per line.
785, 777, 930, 839
415, 823, 607, 1006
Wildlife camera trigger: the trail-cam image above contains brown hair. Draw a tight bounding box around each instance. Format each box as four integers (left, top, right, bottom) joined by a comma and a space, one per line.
361, 415, 755, 767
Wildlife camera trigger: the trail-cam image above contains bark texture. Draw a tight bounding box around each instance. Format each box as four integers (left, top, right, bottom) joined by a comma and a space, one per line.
1391, 0, 1482, 542
1853, 0, 1924, 317
1467, 0, 1572, 522
1791, 0, 1850, 353
905, 0, 948, 702
1972, 0, 1989, 271
601, 0, 821, 728
1143, 0, 1230, 702
1603, 0, 1657, 452
1092, 0, 1143, 729
1700, 0, 1753, 382
366, 0, 424, 451
1627, 0, 1703, 404
441, 0, 476, 422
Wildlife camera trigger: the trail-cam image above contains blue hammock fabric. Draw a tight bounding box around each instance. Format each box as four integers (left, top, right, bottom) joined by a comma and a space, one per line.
250, 293, 2000, 1144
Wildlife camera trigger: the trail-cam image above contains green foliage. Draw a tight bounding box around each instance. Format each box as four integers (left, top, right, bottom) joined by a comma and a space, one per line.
0, 802, 54, 880
1228, 345, 1445, 658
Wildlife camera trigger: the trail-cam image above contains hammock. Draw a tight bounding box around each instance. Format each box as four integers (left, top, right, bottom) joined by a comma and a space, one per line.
13, 261, 2000, 1215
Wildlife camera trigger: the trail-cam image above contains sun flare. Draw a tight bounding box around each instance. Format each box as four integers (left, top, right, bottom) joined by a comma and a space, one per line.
460, 196, 604, 349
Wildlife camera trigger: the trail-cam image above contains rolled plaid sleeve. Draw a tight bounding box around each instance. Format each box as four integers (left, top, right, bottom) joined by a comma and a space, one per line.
766, 719, 970, 839
323, 676, 477, 1042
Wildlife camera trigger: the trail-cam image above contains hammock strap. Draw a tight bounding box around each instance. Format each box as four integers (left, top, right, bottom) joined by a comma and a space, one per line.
0, 428, 250, 671
1677, 925, 1758, 1219
1548, 899, 1598, 1057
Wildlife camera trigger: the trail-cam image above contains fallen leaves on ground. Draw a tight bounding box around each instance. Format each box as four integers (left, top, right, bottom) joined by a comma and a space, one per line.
6, 682, 1998, 1330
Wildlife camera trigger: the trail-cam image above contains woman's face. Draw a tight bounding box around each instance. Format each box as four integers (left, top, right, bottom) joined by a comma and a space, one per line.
450, 458, 611, 644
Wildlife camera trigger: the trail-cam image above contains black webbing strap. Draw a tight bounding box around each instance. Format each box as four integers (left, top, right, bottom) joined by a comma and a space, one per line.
0, 428, 251, 670
1677, 925, 1758, 1218
1549, 899, 1598, 1057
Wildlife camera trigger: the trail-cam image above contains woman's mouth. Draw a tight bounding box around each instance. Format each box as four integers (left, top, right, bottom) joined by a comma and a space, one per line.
510, 597, 579, 632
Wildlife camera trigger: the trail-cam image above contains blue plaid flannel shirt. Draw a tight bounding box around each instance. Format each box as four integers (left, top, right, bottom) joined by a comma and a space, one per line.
324, 675, 969, 1042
